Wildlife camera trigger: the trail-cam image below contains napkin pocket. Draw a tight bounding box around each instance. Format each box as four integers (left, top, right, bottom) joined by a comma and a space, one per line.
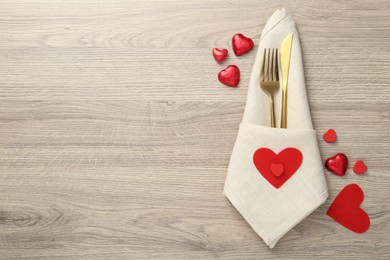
224, 123, 328, 248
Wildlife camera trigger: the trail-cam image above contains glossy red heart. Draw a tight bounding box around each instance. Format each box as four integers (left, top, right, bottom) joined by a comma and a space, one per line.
327, 184, 370, 233
218, 65, 240, 87
353, 160, 367, 174
232, 33, 254, 56
323, 129, 337, 143
253, 147, 303, 189
325, 153, 348, 176
212, 48, 228, 63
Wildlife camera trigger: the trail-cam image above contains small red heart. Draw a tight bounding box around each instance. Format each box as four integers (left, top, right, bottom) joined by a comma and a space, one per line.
323, 129, 337, 143
232, 33, 254, 56
270, 163, 284, 177
353, 160, 367, 174
325, 153, 348, 176
218, 65, 240, 87
253, 147, 303, 189
212, 48, 228, 63
327, 184, 370, 233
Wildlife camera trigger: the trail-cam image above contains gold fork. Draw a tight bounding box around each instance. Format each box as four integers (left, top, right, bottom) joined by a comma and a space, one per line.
260, 48, 279, 128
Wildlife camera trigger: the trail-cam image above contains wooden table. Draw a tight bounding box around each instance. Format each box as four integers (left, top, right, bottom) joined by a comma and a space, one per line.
1, 1, 389, 259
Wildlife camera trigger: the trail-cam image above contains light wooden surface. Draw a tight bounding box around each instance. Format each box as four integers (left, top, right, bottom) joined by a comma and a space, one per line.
1, 1, 389, 259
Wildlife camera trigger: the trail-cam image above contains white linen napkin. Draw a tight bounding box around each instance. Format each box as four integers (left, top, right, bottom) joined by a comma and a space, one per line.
223, 8, 328, 249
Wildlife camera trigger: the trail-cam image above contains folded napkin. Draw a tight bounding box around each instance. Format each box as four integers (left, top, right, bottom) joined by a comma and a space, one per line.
223, 8, 328, 248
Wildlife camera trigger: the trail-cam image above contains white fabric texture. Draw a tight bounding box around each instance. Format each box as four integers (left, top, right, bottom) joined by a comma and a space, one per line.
223, 8, 328, 249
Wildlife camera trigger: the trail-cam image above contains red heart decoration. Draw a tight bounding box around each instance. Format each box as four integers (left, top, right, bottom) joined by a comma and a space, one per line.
325, 153, 348, 176
323, 129, 337, 143
327, 184, 370, 233
253, 148, 303, 189
353, 160, 367, 174
212, 48, 228, 63
218, 65, 240, 87
232, 33, 254, 56
270, 163, 284, 177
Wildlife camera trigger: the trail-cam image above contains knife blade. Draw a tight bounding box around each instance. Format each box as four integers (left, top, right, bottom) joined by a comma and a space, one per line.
280, 33, 293, 128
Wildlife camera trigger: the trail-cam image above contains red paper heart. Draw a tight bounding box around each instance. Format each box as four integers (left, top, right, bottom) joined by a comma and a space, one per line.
325, 153, 348, 176
323, 129, 337, 143
253, 148, 303, 189
327, 184, 370, 233
212, 48, 228, 63
270, 163, 284, 177
232, 33, 254, 56
353, 160, 367, 174
218, 65, 240, 87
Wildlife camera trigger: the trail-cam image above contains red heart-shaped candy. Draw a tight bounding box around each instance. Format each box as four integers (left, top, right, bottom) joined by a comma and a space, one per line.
353, 160, 367, 174
253, 147, 303, 189
232, 33, 254, 56
212, 48, 228, 63
325, 153, 348, 176
323, 129, 337, 143
218, 65, 240, 87
327, 184, 370, 233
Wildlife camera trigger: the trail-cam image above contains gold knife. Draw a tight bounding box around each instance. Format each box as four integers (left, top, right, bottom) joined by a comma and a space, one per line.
280, 33, 293, 128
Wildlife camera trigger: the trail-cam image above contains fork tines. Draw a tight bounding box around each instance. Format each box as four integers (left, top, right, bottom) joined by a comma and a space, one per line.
261, 48, 279, 82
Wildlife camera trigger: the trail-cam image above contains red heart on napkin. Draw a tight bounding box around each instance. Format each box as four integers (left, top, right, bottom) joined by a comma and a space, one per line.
253, 148, 303, 189
325, 153, 348, 176
232, 33, 254, 56
270, 163, 284, 177
353, 160, 367, 174
218, 65, 240, 87
212, 48, 228, 63
323, 129, 337, 143
327, 184, 370, 233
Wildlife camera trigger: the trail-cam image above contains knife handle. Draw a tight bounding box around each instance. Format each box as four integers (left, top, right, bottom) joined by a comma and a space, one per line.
281, 81, 287, 128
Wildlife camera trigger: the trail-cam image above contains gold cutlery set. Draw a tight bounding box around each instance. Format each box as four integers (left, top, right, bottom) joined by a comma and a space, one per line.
260, 33, 293, 128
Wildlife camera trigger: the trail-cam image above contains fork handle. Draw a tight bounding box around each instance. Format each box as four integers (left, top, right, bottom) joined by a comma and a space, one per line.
270, 95, 276, 128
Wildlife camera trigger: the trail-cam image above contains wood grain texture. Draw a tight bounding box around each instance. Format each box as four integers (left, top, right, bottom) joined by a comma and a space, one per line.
0, 0, 389, 259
